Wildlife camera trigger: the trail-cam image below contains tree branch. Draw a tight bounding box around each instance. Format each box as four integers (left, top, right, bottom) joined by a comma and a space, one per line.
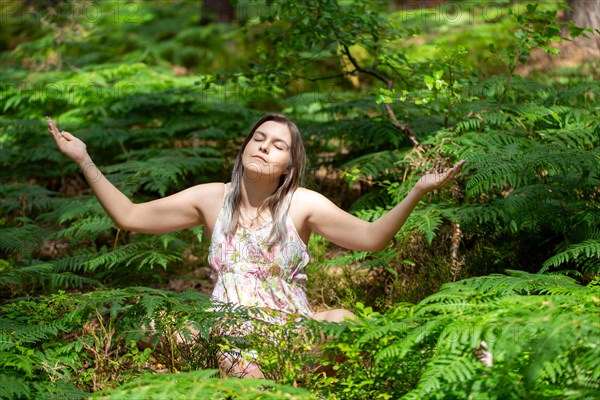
342, 45, 419, 147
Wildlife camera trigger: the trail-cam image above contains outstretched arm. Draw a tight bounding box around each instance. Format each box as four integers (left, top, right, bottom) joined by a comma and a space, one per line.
301, 161, 466, 252
47, 117, 221, 233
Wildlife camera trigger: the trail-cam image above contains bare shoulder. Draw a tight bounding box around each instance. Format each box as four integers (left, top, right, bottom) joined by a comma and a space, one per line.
290, 187, 325, 242
166, 181, 225, 212
293, 187, 320, 206
294, 187, 325, 201
191, 181, 227, 197
185, 182, 227, 229
182, 182, 225, 202
294, 187, 333, 204
291, 187, 332, 217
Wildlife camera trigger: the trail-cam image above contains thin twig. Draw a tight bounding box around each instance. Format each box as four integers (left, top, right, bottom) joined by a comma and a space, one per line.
341, 45, 419, 147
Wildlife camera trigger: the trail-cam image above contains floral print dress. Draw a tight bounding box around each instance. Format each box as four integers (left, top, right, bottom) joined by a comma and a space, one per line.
208, 205, 313, 319
207, 201, 313, 376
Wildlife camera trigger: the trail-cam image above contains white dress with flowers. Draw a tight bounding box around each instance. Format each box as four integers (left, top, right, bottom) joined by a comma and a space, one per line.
208, 205, 313, 318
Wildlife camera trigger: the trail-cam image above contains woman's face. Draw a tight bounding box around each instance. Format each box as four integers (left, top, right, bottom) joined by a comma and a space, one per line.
242, 120, 292, 182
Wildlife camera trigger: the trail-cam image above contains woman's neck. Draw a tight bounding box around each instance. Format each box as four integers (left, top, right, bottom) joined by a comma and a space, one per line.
240, 174, 279, 209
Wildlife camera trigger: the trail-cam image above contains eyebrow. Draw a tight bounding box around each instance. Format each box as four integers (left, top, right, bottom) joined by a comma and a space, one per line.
254, 130, 290, 148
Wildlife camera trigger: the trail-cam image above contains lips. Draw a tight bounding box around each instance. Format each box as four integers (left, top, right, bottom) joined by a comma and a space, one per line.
252, 155, 268, 163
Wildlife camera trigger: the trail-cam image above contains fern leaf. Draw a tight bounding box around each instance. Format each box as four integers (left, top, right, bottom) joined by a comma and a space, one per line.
376, 317, 450, 363
402, 353, 479, 400
342, 150, 402, 179
93, 369, 313, 399
541, 240, 600, 273
0, 218, 44, 258
0, 373, 31, 399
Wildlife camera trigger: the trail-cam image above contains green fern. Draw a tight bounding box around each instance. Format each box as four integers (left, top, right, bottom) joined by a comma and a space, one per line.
541, 240, 600, 274
52, 215, 116, 242
92, 369, 314, 399
539, 124, 599, 149
0, 218, 44, 259
335, 271, 600, 399
341, 150, 402, 183
402, 354, 480, 400
103, 147, 222, 196
0, 183, 60, 216
0, 260, 100, 298
84, 233, 185, 271
0, 373, 33, 399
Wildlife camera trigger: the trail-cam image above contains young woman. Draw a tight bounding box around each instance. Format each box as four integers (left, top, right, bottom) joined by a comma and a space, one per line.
47, 114, 465, 377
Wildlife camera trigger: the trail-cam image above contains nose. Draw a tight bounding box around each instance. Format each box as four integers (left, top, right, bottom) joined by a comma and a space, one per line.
259, 143, 268, 153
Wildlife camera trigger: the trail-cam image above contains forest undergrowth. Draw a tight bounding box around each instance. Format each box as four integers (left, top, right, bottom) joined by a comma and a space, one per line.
1, 0, 598, 398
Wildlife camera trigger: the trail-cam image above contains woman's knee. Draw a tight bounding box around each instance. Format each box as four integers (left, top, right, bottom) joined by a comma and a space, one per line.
219, 352, 264, 379
312, 309, 356, 323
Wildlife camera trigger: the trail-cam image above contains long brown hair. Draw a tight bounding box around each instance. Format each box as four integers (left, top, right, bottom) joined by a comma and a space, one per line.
221, 114, 306, 245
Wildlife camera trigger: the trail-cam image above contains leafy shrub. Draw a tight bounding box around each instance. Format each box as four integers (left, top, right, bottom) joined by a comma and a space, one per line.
311, 272, 600, 399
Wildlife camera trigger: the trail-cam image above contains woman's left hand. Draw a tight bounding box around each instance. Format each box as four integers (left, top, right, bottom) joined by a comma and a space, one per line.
413, 159, 466, 196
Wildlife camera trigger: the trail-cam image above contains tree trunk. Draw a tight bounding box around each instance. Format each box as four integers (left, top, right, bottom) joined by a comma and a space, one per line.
201, 0, 235, 25
566, 0, 600, 29
566, 0, 600, 49
519, 0, 599, 76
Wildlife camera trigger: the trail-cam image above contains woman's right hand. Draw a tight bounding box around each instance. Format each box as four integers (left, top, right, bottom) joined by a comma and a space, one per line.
46, 116, 89, 165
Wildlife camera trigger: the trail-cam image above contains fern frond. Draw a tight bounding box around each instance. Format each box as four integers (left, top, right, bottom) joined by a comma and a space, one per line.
454, 116, 481, 134
53, 250, 97, 274
0, 317, 67, 348
548, 81, 600, 109
0, 218, 44, 259
0, 373, 32, 399
341, 150, 401, 181
104, 147, 222, 196
438, 270, 582, 296
358, 319, 414, 344
402, 353, 480, 400
462, 147, 531, 196
541, 240, 600, 273
85, 232, 185, 271
0, 183, 59, 216
412, 205, 446, 245
375, 317, 450, 363
0, 351, 38, 377
52, 215, 116, 241
48, 197, 107, 226
409, 115, 445, 137
317, 251, 370, 269
539, 124, 599, 149
349, 187, 392, 212
0, 262, 53, 289
456, 203, 506, 229
502, 102, 565, 128
93, 369, 313, 399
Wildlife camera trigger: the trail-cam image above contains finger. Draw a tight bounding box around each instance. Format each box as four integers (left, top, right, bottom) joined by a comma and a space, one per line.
447, 160, 466, 178
448, 168, 460, 182
47, 117, 61, 138
442, 171, 455, 185
50, 119, 62, 137
61, 131, 75, 140
440, 168, 458, 185
452, 159, 467, 171
46, 116, 55, 131
47, 119, 62, 143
